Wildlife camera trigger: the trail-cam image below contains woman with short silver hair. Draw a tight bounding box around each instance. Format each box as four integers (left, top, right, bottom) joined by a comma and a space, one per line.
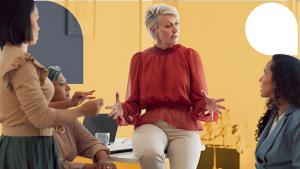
107, 4, 225, 169
145, 4, 179, 40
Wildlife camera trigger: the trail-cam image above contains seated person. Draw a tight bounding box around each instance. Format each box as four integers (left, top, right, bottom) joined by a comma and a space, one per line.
47, 65, 117, 169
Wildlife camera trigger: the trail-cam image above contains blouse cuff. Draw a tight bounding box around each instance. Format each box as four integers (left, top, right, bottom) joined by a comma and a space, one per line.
120, 103, 133, 124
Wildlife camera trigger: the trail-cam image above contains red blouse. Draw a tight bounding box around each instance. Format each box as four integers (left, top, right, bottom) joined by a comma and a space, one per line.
120, 44, 218, 131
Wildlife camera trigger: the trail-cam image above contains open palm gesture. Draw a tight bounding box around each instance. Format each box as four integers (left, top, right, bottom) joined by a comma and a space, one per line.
201, 90, 225, 119
70, 90, 95, 107
106, 92, 127, 125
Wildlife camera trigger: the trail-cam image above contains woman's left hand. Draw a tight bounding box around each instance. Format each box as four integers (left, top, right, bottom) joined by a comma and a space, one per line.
96, 160, 117, 169
201, 90, 225, 116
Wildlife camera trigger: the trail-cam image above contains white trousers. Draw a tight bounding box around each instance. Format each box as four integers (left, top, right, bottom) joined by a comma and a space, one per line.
133, 120, 201, 169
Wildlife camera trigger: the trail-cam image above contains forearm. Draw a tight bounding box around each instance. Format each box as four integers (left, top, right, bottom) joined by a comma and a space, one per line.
52, 107, 83, 126
49, 100, 73, 109
94, 149, 109, 163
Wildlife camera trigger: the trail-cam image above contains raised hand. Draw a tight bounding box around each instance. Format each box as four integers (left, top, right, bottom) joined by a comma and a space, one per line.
80, 98, 103, 117
106, 92, 127, 125
70, 90, 96, 107
201, 90, 225, 120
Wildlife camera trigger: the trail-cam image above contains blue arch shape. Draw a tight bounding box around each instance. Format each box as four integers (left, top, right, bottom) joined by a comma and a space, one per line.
29, 1, 83, 84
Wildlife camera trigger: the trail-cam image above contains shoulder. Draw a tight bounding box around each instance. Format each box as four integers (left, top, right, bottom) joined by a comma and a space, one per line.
130, 48, 154, 64
132, 51, 142, 59
180, 46, 203, 64
131, 46, 154, 59
186, 47, 200, 58
13, 54, 43, 74
286, 107, 300, 130
1, 53, 48, 90
289, 107, 300, 120
175, 44, 201, 59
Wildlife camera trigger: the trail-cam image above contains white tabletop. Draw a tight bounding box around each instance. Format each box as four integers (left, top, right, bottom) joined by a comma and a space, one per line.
109, 151, 139, 163
109, 144, 206, 163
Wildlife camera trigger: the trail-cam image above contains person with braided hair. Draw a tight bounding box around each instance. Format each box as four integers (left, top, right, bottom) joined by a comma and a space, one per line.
256, 54, 300, 169
47, 65, 117, 169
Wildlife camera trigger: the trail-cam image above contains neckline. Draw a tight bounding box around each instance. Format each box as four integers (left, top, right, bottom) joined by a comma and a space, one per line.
153, 44, 181, 53
275, 112, 285, 122
3, 44, 28, 53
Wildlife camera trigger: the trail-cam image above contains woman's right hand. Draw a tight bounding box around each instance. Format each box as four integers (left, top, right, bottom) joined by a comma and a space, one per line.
79, 99, 103, 117
69, 90, 96, 107
106, 92, 127, 125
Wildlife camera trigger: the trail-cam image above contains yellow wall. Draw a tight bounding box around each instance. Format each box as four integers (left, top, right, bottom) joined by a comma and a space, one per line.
0, 1, 299, 169
59, 1, 299, 169
61, 1, 298, 169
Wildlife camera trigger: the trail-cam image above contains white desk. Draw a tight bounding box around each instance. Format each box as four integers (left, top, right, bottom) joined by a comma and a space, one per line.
109, 151, 139, 163
109, 144, 206, 163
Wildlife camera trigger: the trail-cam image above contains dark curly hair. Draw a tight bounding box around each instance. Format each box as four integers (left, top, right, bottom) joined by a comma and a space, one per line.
255, 54, 300, 141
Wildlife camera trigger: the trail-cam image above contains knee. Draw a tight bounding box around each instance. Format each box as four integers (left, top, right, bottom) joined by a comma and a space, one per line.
137, 148, 165, 161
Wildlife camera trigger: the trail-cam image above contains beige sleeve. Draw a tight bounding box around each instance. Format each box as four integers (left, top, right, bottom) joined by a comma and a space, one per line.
10, 62, 56, 128
72, 120, 109, 159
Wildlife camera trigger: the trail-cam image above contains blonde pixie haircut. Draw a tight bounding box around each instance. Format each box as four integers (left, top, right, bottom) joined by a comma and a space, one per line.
145, 4, 179, 40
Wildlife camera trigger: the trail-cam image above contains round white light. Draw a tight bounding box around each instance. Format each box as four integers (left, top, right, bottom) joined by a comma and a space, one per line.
245, 2, 298, 56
